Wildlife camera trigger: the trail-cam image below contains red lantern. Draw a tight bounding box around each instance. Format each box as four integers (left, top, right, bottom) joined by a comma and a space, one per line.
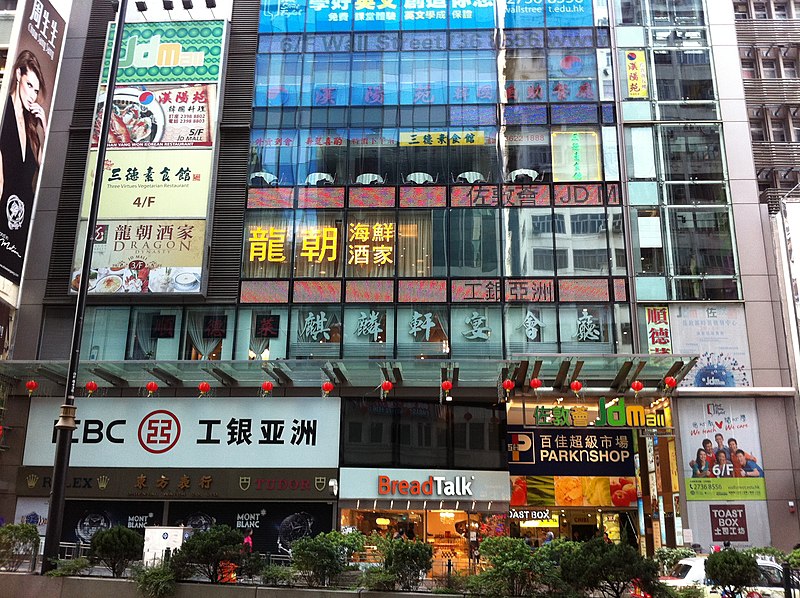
261, 381, 274, 396
630, 380, 644, 393
664, 376, 678, 389
322, 381, 335, 396
441, 380, 453, 392
25, 380, 38, 397
85, 381, 99, 397
198, 381, 211, 396
570, 380, 583, 393
146, 381, 159, 396
381, 380, 393, 393
529, 377, 543, 390
502, 379, 515, 391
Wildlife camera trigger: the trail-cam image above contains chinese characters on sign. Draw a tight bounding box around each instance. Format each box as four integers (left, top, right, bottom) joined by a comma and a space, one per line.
348, 222, 394, 267
645, 306, 672, 354
625, 51, 648, 99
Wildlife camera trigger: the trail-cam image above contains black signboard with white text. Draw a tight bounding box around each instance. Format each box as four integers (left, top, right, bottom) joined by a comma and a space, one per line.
507, 426, 635, 477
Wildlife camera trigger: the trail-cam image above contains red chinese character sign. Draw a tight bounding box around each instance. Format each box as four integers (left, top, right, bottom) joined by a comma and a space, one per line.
645, 306, 672, 354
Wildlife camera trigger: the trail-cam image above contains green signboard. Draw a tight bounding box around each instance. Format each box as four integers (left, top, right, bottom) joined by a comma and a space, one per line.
685, 478, 766, 501
102, 20, 226, 84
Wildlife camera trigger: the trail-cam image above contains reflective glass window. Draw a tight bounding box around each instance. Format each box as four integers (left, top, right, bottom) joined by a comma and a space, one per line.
345, 211, 396, 278
450, 209, 500, 277
397, 210, 448, 277
293, 210, 344, 277
290, 305, 342, 358
661, 125, 724, 181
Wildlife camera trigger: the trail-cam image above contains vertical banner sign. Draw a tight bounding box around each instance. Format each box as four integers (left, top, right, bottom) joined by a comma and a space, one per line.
625, 50, 648, 98
71, 21, 227, 295
0, 0, 71, 302
645, 306, 672, 354
677, 398, 768, 547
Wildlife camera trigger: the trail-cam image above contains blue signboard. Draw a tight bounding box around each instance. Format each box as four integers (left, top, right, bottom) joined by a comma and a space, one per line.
261, 0, 592, 32
544, 0, 593, 27
507, 426, 635, 477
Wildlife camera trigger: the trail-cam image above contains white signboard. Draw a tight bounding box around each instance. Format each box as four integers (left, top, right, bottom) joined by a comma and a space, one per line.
23, 397, 340, 468
340, 467, 510, 501
670, 304, 752, 387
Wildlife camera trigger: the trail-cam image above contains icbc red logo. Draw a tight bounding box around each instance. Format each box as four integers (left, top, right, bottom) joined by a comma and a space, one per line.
138, 410, 181, 454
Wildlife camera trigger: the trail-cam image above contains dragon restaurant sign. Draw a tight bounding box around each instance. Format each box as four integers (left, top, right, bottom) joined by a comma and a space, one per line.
528, 397, 670, 430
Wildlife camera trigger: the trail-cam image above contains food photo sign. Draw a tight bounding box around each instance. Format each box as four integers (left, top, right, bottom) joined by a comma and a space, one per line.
72, 20, 227, 294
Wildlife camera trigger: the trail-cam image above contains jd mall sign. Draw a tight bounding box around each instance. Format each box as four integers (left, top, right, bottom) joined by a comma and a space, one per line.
339, 468, 510, 502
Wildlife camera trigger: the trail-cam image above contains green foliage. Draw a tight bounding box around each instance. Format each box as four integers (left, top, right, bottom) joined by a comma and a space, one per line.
261, 563, 295, 586
654, 547, 696, 575
562, 539, 661, 598
169, 524, 243, 584
788, 548, 800, 568
741, 546, 785, 561
0, 523, 40, 571
674, 585, 705, 598
381, 537, 433, 591
431, 570, 471, 593
471, 536, 536, 597
132, 563, 177, 598
44, 557, 92, 577
291, 530, 365, 587
359, 567, 396, 591
705, 549, 761, 598
237, 552, 266, 582
89, 525, 144, 578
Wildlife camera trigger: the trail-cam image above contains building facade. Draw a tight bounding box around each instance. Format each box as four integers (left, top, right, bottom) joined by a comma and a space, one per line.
0, 0, 798, 566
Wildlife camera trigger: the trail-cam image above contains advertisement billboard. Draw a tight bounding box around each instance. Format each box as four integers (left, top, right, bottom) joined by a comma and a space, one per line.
74, 20, 226, 295
670, 304, 752, 387
0, 0, 72, 301
678, 398, 768, 548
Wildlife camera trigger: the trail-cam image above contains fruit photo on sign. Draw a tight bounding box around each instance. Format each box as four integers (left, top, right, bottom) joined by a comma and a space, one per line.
610, 477, 638, 507
510, 476, 527, 506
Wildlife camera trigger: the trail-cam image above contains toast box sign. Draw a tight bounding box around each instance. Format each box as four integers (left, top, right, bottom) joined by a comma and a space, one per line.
22, 397, 340, 468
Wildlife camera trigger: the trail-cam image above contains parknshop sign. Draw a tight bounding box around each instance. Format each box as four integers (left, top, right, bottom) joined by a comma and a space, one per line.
340, 468, 510, 501
23, 397, 340, 468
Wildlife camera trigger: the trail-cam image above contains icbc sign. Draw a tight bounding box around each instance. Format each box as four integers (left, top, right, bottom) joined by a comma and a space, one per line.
138, 410, 181, 454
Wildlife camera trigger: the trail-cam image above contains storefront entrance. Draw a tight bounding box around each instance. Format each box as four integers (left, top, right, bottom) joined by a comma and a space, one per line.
341, 507, 507, 573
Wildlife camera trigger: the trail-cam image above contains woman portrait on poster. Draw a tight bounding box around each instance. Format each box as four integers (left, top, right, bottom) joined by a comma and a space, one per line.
0, 50, 47, 233
691, 448, 712, 478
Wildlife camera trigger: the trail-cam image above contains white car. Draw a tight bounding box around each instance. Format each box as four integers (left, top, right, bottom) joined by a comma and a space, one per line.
660, 556, 790, 598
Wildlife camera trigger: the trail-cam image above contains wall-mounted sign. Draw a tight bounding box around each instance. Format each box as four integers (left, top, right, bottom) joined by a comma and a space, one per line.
528, 397, 670, 429
0, 0, 72, 298
645, 306, 672, 354
91, 84, 217, 149
23, 397, 341, 469
507, 426, 635, 477
80, 150, 213, 219
71, 218, 205, 294
102, 21, 226, 84
709, 504, 747, 542
339, 468, 510, 501
399, 130, 485, 146
625, 50, 648, 99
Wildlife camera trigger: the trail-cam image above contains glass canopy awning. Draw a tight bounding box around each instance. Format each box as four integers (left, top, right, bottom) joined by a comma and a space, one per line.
0, 355, 696, 398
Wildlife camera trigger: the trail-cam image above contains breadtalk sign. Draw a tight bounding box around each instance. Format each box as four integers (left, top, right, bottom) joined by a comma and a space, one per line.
378, 474, 475, 497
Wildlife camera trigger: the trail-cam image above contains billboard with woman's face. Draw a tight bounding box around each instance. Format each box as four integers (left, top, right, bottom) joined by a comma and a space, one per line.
0, 0, 71, 300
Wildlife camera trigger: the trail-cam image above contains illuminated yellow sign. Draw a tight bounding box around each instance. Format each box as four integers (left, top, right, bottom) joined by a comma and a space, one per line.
249, 223, 398, 269
348, 222, 394, 267
249, 227, 288, 263
625, 50, 649, 99
399, 131, 485, 146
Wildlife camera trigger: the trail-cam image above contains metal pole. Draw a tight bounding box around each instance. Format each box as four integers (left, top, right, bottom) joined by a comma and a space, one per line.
41, 0, 130, 573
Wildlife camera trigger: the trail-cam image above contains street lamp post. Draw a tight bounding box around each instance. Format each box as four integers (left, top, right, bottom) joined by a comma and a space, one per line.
41, 0, 131, 573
